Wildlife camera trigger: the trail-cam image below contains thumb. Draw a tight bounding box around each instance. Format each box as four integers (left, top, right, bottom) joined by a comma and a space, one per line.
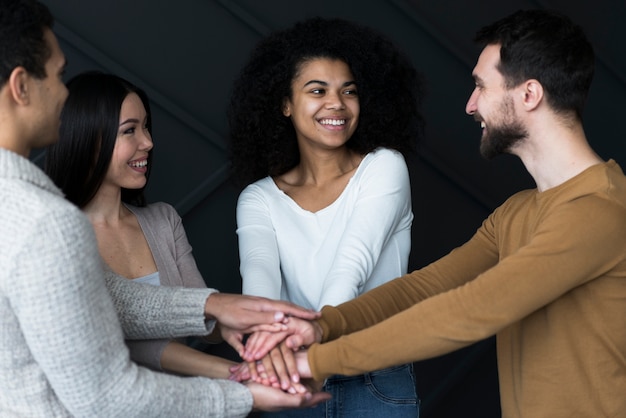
224, 332, 245, 357
285, 334, 305, 350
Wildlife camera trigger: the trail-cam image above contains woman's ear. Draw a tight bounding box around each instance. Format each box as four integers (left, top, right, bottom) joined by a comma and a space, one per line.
282, 98, 291, 117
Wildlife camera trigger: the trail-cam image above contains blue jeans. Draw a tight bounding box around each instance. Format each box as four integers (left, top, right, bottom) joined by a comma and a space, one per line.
261, 363, 419, 417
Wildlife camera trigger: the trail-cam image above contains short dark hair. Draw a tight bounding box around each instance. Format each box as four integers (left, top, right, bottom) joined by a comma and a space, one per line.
0, 0, 54, 87
474, 9, 594, 120
45, 72, 153, 208
228, 17, 424, 186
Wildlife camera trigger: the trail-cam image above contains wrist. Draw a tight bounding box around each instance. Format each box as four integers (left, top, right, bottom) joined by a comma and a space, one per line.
312, 320, 323, 343
204, 291, 220, 320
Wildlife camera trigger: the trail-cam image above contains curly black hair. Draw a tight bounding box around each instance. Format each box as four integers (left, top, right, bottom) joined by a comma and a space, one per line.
228, 17, 424, 186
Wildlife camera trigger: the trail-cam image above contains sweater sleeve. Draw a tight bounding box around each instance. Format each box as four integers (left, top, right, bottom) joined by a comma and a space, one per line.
237, 181, 282, 299
317, 148, 413, 307
104, 269, 218, 340
9, 206, 252, 417
308, 195, 626, 380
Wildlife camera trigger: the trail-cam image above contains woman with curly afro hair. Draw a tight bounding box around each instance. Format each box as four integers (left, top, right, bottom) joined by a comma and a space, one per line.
229, 17, 424, 417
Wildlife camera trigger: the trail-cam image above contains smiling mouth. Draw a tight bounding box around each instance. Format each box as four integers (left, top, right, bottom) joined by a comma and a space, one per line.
319, 118, 346, 126
128, 160, 148, 168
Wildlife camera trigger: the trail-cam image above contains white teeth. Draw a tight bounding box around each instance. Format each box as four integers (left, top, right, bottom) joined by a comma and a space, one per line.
129, 160, 147, 168
480, 122, 486, 129
319, 119, 345, 126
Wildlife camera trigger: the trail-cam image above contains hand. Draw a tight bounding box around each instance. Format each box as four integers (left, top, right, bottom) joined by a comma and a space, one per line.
243, 316, 323, 361
246, 381, 330, 412
230, 347, 297, 392
231, 343, 313, 392
204, 294, 320, 355
262, 344, 314, 391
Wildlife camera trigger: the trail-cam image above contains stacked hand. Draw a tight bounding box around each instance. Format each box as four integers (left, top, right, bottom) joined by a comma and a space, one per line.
204, 293, 320, 357
229, 317, 324, 396
205, 294, 329, 411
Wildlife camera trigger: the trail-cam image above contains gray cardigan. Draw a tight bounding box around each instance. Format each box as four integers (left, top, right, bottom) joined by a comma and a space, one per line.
0, 148, 252, 417
124, 202, 208, 370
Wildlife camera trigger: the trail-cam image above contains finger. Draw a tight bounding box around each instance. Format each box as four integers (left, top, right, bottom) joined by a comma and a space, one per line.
269, 302, 320, 320
288, 380, 310, 395
242, 331, 265, 361
267, 347, 289, 390
254, 360, 271, 386
228, 363, 250, 382
302, 391, 332, 408
222, 330, 245, 357
247, 360, 260, 383
262, 351, 278, 385
280, 342, 300, 384
243, 322, 288, 334
241, 331, 263, 361
250, 300, 319, 321
285, 333, 305, 350
244, 331, 288, 361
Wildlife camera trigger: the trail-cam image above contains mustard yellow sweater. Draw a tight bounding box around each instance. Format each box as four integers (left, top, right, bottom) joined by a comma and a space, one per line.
310, 160, 626, 418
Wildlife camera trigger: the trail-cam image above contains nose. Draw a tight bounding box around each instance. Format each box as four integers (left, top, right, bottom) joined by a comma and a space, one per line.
325, 91, 346, 110
140, 129, 154, 151
465, 88, 478, 115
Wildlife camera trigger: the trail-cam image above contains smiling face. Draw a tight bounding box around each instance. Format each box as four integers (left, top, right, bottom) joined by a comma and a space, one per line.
466, 44, 528, 159
283, 58, 359, 153
102, 92, 153, 191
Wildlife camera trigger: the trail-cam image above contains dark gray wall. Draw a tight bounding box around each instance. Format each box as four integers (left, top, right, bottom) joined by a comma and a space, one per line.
38, 0, 626, 416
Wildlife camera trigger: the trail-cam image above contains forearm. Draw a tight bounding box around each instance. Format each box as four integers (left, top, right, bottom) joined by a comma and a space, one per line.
104, 270, 217, 339
318, 234, 496, 342
161, 341, 236, 379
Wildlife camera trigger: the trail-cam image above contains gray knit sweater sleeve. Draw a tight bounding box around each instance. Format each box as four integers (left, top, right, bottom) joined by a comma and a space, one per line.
0, 150, 252, 417
103, 269, 218, 340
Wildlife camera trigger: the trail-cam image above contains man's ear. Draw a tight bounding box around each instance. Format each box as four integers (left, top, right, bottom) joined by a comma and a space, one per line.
521, 79, 543, 111
8, 67, 30, 105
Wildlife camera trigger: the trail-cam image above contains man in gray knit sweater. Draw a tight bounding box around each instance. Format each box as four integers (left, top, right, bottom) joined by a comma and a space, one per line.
0, 1, 328, 416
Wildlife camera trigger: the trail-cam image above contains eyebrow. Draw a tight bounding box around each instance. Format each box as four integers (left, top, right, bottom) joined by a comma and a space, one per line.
302, 79, 357, 88
119, 118, 140, 127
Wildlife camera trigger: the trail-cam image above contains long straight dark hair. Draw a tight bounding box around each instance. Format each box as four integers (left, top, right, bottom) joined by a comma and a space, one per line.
45, 71, 153, 208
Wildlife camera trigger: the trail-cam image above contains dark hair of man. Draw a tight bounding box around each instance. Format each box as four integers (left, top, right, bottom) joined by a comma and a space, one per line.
474, 9, 594, 120
228, 17, 425, 187
0, 0, 54, 87
45, 71, 153, 208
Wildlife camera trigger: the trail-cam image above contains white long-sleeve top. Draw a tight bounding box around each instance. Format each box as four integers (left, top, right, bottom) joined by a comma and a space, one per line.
237, 148, 413, 310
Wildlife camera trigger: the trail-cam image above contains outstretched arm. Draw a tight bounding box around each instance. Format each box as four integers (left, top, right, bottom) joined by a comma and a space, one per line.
206, 293, 320, 356
105, 269, 318, 342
